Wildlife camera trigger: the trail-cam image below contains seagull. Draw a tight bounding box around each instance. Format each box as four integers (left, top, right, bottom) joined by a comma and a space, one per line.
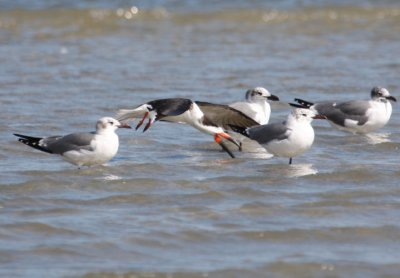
14, 117, 131, 167
230, 108, 324, 164
229, 87, 280, 125
116, 98, 259, 158
292, 87, 396, 134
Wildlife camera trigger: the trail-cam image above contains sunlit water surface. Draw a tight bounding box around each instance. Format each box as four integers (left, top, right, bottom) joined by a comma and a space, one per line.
1, 1, 399, 277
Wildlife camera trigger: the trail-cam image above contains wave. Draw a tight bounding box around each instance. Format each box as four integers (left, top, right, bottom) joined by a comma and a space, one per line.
1, 6, 399, 38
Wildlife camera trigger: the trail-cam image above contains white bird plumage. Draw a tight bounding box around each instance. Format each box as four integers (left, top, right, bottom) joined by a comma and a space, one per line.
229, 87, 279, 125
232, 108, 322, 164
14, 117, 131, 167
293, 87, 396, 134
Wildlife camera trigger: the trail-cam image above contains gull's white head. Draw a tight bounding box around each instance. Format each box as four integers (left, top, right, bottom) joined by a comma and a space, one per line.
96, 117, 131, 132
371, 87, 397, 102
245, 87, 279, 102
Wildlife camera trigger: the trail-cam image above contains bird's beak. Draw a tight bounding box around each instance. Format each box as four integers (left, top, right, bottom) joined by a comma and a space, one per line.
118, 122, 132, 129
218, 132, 241, 149
386, 96, 397, 102
313, 114, 326, 120
214, 132, 241, 158
267, 94, 280, 101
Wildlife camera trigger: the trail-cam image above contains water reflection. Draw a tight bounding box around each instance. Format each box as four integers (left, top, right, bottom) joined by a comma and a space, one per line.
101, 174, 123, 181
242, 144, 274, 160
365, 133, 391, 145
287, 163, 318, 178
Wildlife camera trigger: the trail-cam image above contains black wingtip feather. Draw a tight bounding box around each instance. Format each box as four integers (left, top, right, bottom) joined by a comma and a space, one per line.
13, 133, 53, 154
14, 133, 42, 140
294, 98, 314, 108
228, 125, 249, 138
289, 103, 307, 108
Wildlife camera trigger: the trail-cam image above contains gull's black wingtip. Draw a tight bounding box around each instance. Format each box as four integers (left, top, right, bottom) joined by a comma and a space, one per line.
13, 133, 26, 139
294, 98, 314, 107
13, 133, 53, 154
228, 125, 249, 138
289, 103, 307, 108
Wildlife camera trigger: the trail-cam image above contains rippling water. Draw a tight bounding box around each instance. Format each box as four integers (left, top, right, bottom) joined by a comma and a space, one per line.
1, 0, 399, 277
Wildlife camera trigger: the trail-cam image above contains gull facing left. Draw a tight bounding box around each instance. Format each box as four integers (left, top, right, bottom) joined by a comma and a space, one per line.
14, 117, 131, 167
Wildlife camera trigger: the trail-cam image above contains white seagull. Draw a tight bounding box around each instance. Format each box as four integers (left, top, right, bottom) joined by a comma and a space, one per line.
14, 117, 131, 167
292, 87, 396, 134
229, 87, 280, 125
116, 98, 259, 158
231, 108, 324, 164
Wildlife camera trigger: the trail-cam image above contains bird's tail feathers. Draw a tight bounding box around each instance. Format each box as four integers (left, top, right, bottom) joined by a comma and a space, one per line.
115, 104, 149, 122
228, 125, 250, 138
13, 133, 52, 154
289, 103, 307, 108
294, 98, 314, 108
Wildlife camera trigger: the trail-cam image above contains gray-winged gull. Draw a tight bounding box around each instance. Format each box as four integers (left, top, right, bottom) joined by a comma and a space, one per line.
14, 117, 131, 167
293, 87, 396, 134
231, 108, 324, 164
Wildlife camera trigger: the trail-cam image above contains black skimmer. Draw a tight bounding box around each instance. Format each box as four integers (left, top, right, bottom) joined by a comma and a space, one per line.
14, 117, 131, 167
116, 98, 259, 158
292, 87, 396, 134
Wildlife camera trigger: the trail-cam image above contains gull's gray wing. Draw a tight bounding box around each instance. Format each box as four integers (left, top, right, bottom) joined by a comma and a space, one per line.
247, 122, 289, 144
196, 101, 260, 129
43, 132, 95, 154
314, 100, 371, 126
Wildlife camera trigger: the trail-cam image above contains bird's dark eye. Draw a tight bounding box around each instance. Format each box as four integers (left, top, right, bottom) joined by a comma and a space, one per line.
302, 114, 307, 116
109, 121, 114, 125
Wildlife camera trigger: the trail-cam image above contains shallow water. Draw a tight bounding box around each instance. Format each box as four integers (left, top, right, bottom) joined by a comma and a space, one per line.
1, 1, 400, 277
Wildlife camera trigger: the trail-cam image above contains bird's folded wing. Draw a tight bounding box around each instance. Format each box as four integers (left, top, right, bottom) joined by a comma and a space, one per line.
45, 132, 95, 154
247, 122, 289, 144
315, 101, 370, 126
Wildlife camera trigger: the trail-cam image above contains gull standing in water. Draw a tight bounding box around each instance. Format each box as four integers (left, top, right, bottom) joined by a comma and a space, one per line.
14, 117, 131, 167
116, 98, 259, 158
292, 87, 396, 134
231, 109, 324, 164
229, 87, 280, 125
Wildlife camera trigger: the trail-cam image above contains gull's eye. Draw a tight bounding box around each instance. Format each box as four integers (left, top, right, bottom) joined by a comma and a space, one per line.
302, 114, 307, 116
109, 121, 114, 125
